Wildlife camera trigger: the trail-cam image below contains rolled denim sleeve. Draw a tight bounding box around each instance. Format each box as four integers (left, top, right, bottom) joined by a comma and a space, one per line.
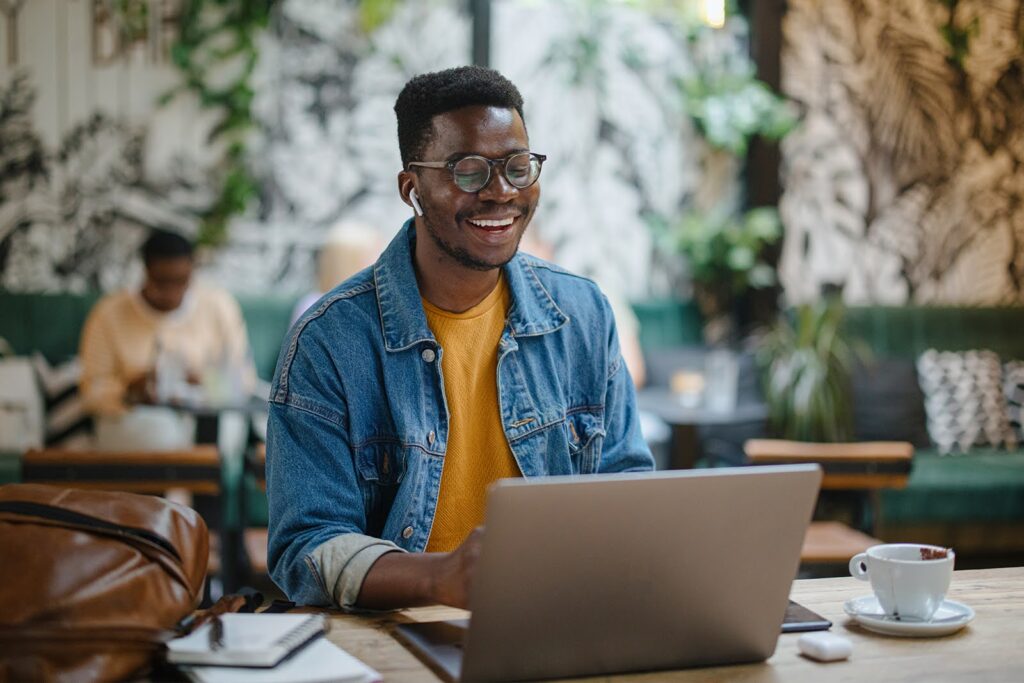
596, 301, 655, 473
308, 533, 404, 609
266, 312, 406, 609
266, 399, 402, 608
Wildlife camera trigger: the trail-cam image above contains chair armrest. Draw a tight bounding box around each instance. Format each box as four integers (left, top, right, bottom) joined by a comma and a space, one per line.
743, 439, 913, 490
744, 439, 913, 462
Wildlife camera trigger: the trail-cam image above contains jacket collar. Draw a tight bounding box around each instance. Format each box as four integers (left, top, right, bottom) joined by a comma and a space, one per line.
373, 220, 568, 352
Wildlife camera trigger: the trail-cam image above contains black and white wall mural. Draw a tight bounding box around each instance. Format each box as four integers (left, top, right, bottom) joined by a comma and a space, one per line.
200, 0, 472, 291
0, 71, 211, 291
492, 0, 749, 300
779, 0, 1024, 304
1, 0, 745, 301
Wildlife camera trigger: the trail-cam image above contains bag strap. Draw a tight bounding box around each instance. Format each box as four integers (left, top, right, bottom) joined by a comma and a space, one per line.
0, 500, 181, 561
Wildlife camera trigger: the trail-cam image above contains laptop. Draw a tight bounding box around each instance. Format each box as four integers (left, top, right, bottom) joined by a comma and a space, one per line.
394, 464, 823, 682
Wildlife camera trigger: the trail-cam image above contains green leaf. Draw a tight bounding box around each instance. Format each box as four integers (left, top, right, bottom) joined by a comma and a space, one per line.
757, 300, 859, 441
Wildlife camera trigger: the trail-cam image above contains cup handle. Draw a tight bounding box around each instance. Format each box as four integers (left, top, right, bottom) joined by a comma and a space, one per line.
849, 553, 869, 581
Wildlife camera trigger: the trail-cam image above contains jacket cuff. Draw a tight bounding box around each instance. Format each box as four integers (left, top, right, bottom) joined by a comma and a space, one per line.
309, 533, 404, 610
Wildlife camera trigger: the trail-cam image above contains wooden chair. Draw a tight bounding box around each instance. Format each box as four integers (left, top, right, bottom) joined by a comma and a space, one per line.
743, 439, 913, 565
242, 443, 269, 578
20, 446, 240, 591
22, 446, 221, 495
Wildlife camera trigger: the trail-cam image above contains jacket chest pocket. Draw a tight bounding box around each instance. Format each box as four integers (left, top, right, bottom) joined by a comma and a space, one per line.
354, 442, 407, 534
355, 442, 405, 486
564, 411, 606, 474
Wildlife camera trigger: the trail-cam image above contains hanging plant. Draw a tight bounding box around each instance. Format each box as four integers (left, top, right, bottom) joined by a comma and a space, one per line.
114, 0, 151, 43
679, 72, 796, 155
154, 0, 403, 245
158, 0, 275, 245
358, 0, 403, 33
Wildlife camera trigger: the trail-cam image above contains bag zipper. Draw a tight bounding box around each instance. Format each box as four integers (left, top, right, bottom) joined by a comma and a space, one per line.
0, 624, 173, 646
0, 500, 182, 562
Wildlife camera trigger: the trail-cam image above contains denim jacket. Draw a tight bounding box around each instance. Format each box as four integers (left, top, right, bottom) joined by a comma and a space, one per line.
266, 220, 653, 608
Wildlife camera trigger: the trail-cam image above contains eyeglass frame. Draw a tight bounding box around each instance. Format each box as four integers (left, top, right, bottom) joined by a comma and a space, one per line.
406, 151, 547, 193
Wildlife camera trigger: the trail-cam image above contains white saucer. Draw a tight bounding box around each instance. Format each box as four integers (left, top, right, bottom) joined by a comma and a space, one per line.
843, 595, 975, 637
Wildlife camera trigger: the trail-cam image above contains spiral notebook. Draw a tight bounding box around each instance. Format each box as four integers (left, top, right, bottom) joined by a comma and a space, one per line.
179, 637, 381, 683
167, 613, 328, 668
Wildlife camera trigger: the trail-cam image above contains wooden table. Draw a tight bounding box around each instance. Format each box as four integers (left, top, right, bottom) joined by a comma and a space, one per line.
636, 387, 768, 468
320, 567, 1024, 682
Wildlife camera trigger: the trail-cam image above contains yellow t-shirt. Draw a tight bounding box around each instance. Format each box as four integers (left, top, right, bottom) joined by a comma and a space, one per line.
423, 275, 521, 552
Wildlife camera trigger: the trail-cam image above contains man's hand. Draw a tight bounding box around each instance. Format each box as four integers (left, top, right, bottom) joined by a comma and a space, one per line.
356, 527, 484, 610
429, 527, 483, 609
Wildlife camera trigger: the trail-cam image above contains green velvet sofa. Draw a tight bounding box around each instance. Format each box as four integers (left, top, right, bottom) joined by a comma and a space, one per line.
628, 301, 1024, 556
3, 291, 1023, 557
842, 307, 1024, 554
0, 291, 296, 381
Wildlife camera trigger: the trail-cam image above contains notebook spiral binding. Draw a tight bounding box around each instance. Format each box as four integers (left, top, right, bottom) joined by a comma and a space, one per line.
277, 614, 328, 652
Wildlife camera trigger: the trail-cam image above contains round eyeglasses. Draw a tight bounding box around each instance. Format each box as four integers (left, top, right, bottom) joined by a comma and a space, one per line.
407, 152, 547, 193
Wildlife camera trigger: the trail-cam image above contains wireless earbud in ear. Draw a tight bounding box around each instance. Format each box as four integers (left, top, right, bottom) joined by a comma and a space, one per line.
410, 188, 424, 217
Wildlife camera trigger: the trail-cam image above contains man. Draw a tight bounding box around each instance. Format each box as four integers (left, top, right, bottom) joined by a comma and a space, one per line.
79, 229, 254, 418
266, 66, 653, 611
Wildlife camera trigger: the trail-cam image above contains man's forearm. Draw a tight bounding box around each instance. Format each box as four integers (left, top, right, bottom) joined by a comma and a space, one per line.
356, 528, 480, 610
355, 550, 447, 610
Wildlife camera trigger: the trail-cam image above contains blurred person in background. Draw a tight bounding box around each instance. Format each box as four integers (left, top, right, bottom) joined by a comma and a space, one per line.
520, 233, 646, 388
79, 229, 256, 448
291, 222, 383, 324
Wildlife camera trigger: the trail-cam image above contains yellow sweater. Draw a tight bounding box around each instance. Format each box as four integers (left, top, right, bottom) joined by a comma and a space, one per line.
423, 275, 521, 552
79, 284, 254, 416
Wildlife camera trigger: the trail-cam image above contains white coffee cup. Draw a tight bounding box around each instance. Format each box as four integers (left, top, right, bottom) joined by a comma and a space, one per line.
849, 543, 955, 621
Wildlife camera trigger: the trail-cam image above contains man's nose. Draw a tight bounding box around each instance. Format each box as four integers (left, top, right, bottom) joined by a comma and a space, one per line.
476, 169, 519, 203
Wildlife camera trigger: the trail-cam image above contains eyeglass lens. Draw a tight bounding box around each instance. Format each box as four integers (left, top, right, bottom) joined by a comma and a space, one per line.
452, 153, 542, 192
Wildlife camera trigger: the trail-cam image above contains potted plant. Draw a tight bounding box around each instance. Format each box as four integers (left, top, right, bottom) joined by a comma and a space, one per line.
756, 298, 859, 442
659, 206, 782, 346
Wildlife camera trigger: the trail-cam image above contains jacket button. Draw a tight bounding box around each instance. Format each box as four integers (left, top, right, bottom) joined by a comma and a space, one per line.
427, 431, 436, 445
421, 348, 436, 363
402, 526, 414, 539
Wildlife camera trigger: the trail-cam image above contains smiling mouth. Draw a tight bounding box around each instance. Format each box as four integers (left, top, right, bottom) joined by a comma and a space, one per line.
466, 216, 517, 229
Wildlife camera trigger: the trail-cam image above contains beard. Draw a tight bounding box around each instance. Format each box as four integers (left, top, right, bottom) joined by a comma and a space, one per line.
422, 207, 531, 271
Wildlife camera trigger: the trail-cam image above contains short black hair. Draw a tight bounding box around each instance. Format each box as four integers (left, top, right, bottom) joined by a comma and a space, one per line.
394, 65, 525, 166
141, 229, 194, 265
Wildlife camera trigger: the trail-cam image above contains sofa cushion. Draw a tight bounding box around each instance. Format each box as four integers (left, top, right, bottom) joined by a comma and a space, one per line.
32, 354, 92, 448
851, 358, 930, 448
917, 349, 1015, 453
881, 449, 1024, 524
1006, 361, 1024, 444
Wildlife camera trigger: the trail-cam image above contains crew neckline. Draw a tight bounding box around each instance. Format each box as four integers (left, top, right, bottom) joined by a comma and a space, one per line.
421, 272, 507, 321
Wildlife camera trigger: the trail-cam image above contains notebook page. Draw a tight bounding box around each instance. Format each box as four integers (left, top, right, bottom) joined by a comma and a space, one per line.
168, 613, 325, 666
182, 637, 380, 683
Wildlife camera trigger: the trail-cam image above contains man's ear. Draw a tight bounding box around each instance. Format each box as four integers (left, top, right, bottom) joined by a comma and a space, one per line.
398, 172, 419, 215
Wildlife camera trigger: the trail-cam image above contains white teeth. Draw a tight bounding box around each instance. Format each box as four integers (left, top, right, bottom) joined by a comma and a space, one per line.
468, 217, 515, 228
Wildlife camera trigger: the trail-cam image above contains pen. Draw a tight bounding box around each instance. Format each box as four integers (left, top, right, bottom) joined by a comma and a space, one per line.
208, 615, 225, 651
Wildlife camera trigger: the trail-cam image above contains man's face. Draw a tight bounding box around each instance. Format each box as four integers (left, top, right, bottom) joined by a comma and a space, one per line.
406, 105, 540, 272
142, 256, 193, 312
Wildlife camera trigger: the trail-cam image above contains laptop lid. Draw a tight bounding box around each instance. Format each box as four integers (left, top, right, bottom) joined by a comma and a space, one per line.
458, 464, 822, 682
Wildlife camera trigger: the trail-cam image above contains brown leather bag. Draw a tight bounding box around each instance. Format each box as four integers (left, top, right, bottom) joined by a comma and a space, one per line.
0, 483, 209, 682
